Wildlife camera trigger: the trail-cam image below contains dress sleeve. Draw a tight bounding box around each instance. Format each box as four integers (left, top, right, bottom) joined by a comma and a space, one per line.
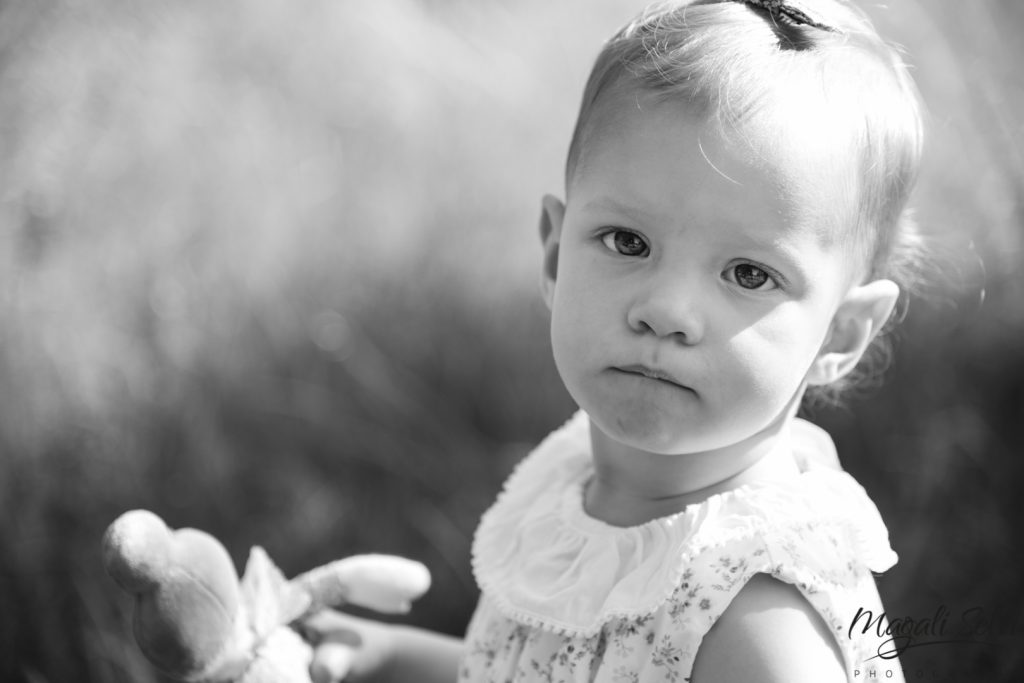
673, 485, 904, 682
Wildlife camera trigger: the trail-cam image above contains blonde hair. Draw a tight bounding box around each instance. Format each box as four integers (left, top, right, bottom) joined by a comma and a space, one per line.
565, 0, 928, 397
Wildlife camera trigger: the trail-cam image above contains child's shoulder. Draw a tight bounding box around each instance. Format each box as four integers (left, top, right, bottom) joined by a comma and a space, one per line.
691, 573, 847, 683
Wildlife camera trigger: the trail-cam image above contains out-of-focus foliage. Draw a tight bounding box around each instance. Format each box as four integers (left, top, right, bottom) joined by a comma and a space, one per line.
0, 0, 1020, 681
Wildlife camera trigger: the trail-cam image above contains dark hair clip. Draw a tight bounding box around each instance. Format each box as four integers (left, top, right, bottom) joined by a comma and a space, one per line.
739, 0, 837, 32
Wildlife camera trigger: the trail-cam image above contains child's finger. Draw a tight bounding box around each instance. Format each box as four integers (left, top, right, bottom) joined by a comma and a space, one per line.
299, 608, 364, 644
310, 641, 357, 683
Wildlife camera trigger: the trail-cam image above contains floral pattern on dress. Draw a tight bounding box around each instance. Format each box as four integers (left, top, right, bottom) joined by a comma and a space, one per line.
460, 543, 897, 683
460, 557, 901, 683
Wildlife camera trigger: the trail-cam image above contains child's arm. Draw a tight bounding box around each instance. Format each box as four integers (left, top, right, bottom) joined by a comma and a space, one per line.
302, 609, 463, 683
690, 574, 847, 683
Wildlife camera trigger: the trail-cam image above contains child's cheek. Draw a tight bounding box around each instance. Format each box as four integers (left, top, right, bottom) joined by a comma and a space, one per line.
725, 324, 815, 398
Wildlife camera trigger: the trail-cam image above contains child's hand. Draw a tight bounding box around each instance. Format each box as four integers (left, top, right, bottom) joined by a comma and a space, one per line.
300, 610, 398, 683
299, 609, 464, 683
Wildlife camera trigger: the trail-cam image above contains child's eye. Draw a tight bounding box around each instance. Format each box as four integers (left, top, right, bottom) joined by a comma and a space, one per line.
726, 263, 779, 291
601, 230, 649, 257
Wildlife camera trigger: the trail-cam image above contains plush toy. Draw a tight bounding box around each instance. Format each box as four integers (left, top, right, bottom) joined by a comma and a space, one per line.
102, 509, 431, 683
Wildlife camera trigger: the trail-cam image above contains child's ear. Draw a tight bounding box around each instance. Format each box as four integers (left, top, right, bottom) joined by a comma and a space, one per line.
538, 194, 565, 310
806, 279, 900, 386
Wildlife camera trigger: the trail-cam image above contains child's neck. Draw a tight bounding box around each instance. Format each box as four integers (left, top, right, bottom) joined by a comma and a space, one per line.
584, 414, 801, 528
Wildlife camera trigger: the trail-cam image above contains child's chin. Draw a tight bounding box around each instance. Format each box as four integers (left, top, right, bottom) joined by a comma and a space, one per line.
590, 404, 707, 455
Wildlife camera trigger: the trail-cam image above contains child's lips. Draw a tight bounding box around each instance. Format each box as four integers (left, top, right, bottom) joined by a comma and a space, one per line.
612, 364, 694, 392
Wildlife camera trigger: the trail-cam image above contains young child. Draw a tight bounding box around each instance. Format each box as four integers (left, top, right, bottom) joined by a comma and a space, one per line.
304, 0, 924, 680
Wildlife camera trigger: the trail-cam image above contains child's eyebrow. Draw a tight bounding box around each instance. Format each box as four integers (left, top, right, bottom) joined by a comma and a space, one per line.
728, 228, 799, 256
578, 197, 657, 224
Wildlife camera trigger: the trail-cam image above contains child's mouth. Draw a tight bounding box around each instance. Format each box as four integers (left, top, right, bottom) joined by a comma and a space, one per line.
613, 365, 692, 391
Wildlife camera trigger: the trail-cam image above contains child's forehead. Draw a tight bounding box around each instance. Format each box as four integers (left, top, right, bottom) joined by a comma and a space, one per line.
586, 83, 857, 167
575, 87, 860, 227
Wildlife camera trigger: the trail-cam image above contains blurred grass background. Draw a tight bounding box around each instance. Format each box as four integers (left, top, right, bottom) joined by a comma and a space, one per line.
0, 0, 1020, 681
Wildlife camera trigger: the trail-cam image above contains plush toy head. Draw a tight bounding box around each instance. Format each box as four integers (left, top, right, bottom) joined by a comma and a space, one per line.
103, 510, 430, 683
103, 510, 246, 679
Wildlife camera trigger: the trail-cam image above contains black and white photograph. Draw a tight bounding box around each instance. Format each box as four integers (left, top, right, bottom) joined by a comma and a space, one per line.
1, 1, 1020, 681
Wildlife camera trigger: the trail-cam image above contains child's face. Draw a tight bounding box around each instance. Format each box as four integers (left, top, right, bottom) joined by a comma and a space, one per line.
543, 92, 863, 455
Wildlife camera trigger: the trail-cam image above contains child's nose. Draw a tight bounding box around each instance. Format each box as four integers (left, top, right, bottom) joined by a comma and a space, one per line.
626, 274, 706, 344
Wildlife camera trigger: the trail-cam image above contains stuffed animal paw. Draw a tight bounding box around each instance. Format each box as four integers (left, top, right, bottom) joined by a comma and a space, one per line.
102, 510, 431, 683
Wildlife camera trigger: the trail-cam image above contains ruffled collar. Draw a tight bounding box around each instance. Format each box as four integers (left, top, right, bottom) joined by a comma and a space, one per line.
471, 411, 898, 636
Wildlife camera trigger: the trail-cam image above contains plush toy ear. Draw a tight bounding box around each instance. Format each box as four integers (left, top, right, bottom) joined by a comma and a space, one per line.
293, 554, 431, 615
538, 194, 565, 310
806, 279, 900, 386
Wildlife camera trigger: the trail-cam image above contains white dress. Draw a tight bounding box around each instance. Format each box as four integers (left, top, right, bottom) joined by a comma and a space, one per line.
460, 411, 905, 682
